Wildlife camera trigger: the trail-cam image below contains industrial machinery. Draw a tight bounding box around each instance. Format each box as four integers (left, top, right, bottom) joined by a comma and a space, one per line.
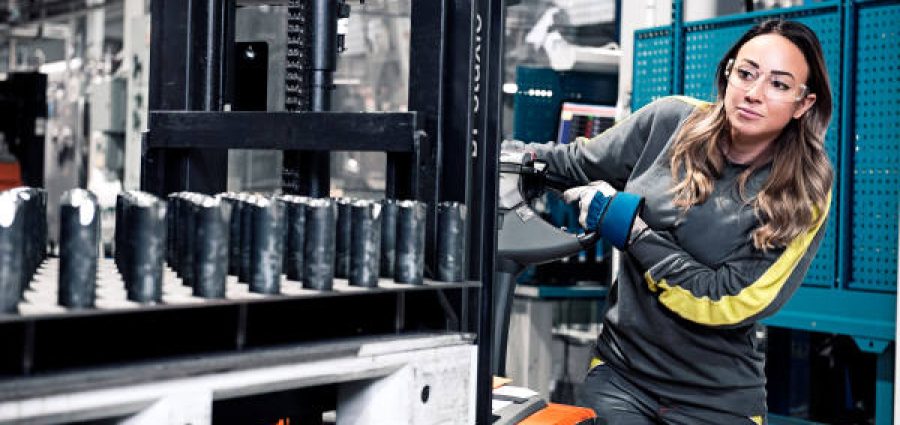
0, 0, 514, 423
493, 149, 601, 376
0, 72, 47, 189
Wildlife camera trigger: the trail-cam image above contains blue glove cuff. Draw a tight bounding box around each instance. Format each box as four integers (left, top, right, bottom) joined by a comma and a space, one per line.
584, 193, 611, 231
600, 192, 644, 250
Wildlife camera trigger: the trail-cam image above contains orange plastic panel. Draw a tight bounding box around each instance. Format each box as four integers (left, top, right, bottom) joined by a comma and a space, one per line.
0, 162, 22, 191
518, 402, 597, 425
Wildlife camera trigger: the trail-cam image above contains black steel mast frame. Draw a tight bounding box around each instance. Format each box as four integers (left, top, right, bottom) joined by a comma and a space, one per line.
138, 0, 505, 422
142, 0, 234, 196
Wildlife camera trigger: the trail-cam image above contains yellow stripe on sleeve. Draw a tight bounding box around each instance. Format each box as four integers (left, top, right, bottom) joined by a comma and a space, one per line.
644, 271, 659, 292
644, 192, 831, 326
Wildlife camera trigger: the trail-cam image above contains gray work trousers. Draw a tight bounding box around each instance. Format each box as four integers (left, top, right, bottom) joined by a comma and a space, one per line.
578, 363, 765, 425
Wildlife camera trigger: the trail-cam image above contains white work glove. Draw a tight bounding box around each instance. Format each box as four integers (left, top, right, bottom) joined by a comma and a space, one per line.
500, 139, 530, 152
562, 181, 617, 229
562, 180, 645, 250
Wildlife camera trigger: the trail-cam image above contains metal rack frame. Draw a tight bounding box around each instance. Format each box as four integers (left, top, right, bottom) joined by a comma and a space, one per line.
0, 0, 510, 422
143, 0, 505, 423
0, 333, 477, 424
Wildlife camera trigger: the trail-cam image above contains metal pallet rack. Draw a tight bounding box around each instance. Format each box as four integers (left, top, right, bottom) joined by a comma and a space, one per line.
0, 0, 511, 423
631, 1, 899, 423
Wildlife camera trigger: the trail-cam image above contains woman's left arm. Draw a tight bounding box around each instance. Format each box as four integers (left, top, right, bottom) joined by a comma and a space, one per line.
627, 201, 830, 328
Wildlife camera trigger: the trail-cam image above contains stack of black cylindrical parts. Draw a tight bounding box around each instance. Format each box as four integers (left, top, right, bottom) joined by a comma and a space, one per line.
437, 201, 467, 282
280, 195, 307, 282
328, 198, 468, 285
115, 191, 168, 303
280, 196, 467, 287
18, 188, 48, 296
222, 193, 285, 294
277, 195, 338, 290
121, 194, 465, 294
58, 188, 101, 308
2, 188, 468, 316
376, 199, 466, 284
302, 197, 336, 290
393, 200, 426, 284
334, 197, 353, 280
349, 199, 381, 287
0, 187, 48, 314
249, 195, 283, 294
167, 192, 231, 298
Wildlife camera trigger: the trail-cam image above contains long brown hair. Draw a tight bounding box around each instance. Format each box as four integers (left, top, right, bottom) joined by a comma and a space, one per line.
669, 19, 833, 250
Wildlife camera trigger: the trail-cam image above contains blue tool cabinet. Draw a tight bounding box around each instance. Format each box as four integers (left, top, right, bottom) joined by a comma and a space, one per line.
513, 66, 619, 143
630, 1, 899, 423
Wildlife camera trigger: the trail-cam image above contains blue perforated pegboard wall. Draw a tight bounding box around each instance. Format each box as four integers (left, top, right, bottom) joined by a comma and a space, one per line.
682, 25, 747, 101
632, 28, 673, 110
783, 10, 842, 288
513, 66, 618, 143
850, 2, 900, 292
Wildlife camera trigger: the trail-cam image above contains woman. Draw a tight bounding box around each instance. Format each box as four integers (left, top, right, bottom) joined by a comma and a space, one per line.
525, 20, 832, 424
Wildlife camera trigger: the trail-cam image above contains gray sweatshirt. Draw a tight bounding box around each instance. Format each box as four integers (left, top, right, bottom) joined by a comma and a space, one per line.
528, 96, 830, 417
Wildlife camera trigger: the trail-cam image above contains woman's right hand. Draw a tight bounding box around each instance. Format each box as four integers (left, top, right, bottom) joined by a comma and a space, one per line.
562, 181, 644, 250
